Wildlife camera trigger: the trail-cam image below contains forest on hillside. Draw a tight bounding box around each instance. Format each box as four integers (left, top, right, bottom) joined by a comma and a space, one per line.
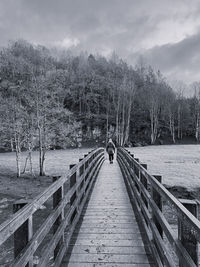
0, 40, 200, 176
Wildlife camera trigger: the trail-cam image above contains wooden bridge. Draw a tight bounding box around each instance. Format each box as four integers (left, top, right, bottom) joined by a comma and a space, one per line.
0, 147, 200, 266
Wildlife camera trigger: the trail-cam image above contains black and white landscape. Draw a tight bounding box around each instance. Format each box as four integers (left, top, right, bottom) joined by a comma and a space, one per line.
0, 1, 200, 266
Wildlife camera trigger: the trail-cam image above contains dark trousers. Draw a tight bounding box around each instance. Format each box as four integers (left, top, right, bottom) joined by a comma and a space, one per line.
109, 153, 114, 162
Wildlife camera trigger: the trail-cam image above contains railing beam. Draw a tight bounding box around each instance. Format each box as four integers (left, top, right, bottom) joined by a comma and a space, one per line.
0, 148, 104, 266
117, 147, 199, 267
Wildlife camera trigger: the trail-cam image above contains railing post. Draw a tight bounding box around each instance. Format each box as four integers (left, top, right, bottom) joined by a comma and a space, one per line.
13, 200, 33, 267
152, 175, 163, 237
130, 154, 134, 168
178, 199, 198, 266
70, 164, 76, 188
78, 159, 84, 195
152, 175, 163, 265
140, 164, 148, 225
134, 158, 139, 178
141, 164, 148, 206
69, 164, 77, 223
53, 176, 64, 260
132, 158, 140, 197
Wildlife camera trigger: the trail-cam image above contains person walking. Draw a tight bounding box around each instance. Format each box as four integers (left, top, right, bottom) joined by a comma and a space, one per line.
106, 138, 115, 163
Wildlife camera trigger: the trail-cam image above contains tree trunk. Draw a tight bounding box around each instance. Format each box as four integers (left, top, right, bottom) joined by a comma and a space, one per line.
195, 112, 200, 142
124, 95, 132, 145
150, 105, 158, 144
22, 156, 29, 174
38, 126, 45, 176
14, 134, 21, 178
115, 94, 120, 145
150, 108, 155, 144
39, 149, 46, 176
106, 105, 109, 144
22, 144, 34, 177
172, 118, 175, 143
10, 138, 14, 152
39, 148, 46, 176
16, 150, 21, 178
169, 112, 175, 143
177, 104, 181, 139
121, 95, 125, 146
29, 149, 34, 177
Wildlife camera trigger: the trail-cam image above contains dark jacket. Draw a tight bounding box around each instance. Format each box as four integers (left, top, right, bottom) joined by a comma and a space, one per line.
106, 141, 115, 154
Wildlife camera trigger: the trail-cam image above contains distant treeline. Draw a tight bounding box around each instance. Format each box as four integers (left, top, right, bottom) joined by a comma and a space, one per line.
0, 40, 200, 176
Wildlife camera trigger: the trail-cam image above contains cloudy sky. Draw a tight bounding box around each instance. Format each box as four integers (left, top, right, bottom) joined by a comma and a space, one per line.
0, 0, 200, 85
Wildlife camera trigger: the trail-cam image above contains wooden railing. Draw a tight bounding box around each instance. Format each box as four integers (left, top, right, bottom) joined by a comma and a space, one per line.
117, 147, 200, 267
0, 148, 104, 266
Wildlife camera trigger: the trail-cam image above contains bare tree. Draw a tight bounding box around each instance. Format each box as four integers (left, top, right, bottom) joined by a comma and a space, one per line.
192, 82, 200, 142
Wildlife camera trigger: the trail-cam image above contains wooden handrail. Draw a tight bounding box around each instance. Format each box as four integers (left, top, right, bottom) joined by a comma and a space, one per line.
0, 147, 104, 266
117, 147, 199, 267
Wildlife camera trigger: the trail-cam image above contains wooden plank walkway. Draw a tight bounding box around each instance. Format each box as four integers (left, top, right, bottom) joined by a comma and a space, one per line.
61, 159, 155, 266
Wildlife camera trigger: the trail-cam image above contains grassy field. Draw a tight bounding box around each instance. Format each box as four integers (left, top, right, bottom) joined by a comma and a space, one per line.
0, 148, 92, 224
128, 144, 200, 190
0, 148, 92, 266
0, 148, 92, 177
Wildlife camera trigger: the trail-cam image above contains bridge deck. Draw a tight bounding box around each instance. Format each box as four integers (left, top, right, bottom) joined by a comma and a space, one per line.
61, 159, 155, 266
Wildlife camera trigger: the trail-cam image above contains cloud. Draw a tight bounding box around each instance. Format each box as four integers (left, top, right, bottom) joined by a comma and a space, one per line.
130, 31, 200, 84
0, 0, 200, 83
55, 36, 80, 49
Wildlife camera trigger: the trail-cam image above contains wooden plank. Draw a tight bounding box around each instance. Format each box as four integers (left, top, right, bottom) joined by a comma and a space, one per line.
40, 155, 104, 267
67, 244, 150, 255
13, 201, 33, 267
122, 147, 200, 242
118, 148, 199, 267
84, 206, 132, 209
53, 156, 105, 267
53, 176, 64, 260
152, 175, 163, 238
81, 213, 135, 217
149, 199, 196, 267
0, 148, 104, 247
178, 199, 198, 266
80, 216, 136, 221
79, 219, 136, 225
73, 233, 144, 240
69, 239, 146, 247
63, 159, 154, 266
124, 161, 175, 265
117, 151, 166, 267
62, 263, 153, 267
76, 223, 141, 229
74, 227, 141, 234
63, 253, 154, 264
11, 151, 104, 267
83, 213, 135, 217
11, 191, 69, 267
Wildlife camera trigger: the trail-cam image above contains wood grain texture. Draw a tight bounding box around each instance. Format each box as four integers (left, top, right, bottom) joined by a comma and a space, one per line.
62, 160, 155, 266
118, 147, 198, 267
0, 148, 104, 248
9, 149, 104, 267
